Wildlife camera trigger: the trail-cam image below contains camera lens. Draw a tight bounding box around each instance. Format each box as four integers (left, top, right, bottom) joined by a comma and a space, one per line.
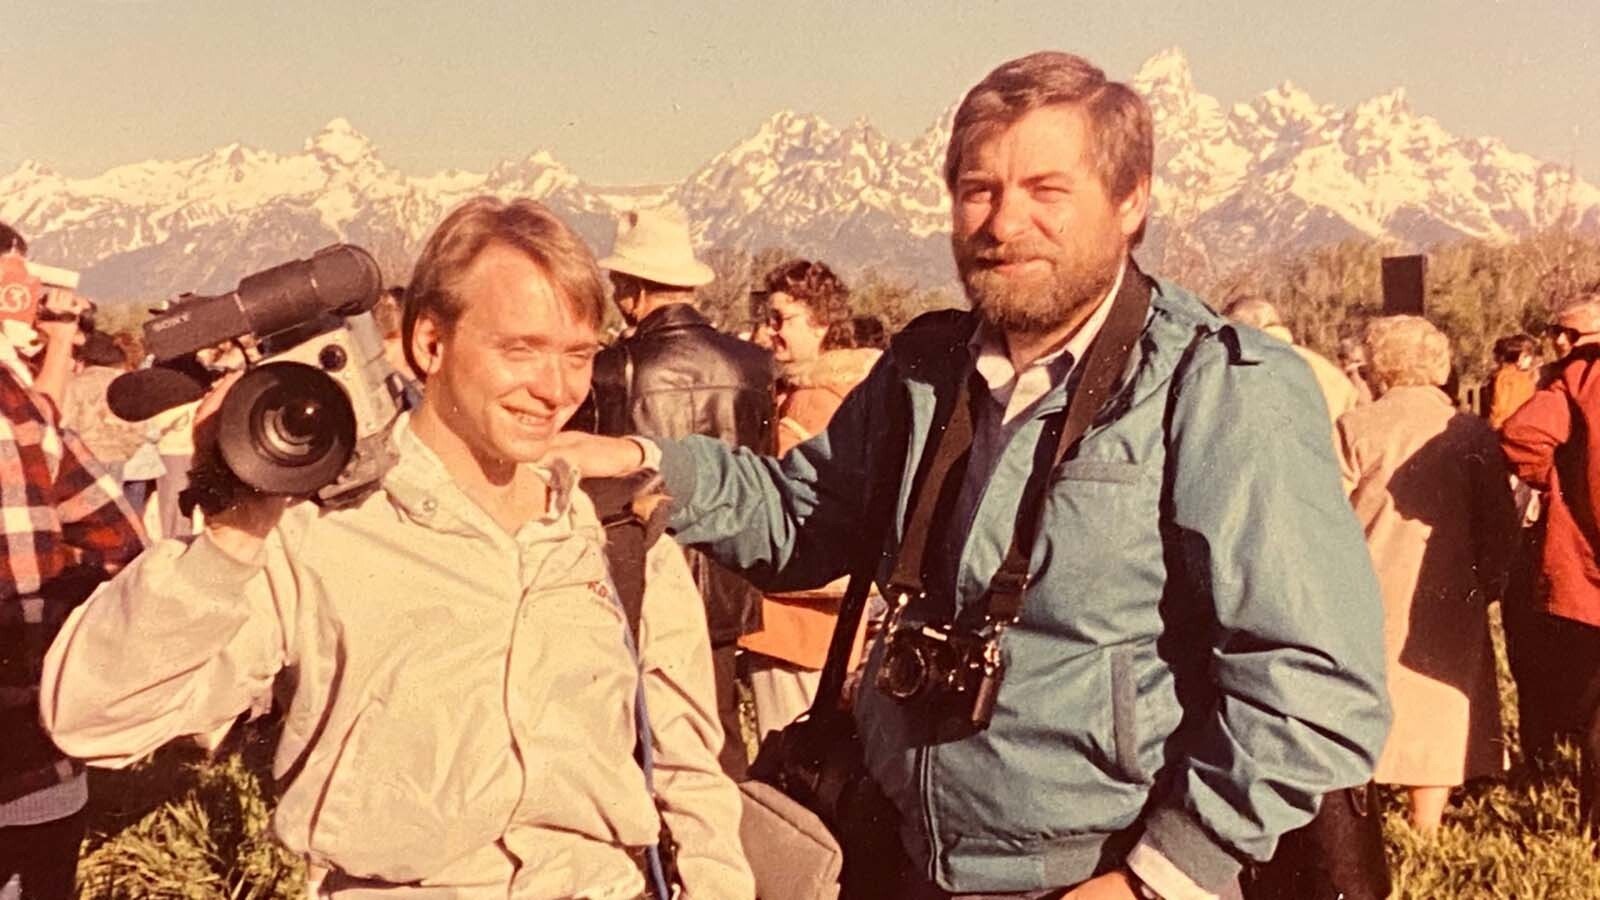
259, 396, 329, 463
880, 641, 930, 701
217, 361, 356, 495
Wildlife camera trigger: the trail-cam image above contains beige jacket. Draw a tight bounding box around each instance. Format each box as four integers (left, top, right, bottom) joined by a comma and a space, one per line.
41, 417, 753, 900
1338, 385, 1517, 785
1262, 325, 1359, 429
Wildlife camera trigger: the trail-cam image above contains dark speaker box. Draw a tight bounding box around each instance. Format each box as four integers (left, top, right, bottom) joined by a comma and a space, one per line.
1382, 255, 1427, 316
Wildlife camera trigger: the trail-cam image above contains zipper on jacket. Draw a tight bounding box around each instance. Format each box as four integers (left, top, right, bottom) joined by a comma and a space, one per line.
917, 744, 938, 881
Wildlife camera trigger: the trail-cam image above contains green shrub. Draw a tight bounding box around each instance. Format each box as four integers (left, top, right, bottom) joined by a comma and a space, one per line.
76, 724, 303, 899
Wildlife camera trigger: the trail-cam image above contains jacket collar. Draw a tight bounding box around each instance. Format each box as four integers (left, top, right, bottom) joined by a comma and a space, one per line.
380, 412, 585, 543
891, 265, 1224, 429
630, 302, 712, 340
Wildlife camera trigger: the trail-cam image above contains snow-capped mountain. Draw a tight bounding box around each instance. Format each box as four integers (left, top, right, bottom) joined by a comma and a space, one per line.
3, 48, 1595, 304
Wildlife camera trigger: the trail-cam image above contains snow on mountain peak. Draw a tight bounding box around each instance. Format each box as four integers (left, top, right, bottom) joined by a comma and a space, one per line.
1134, 47, 1195, 93
1265, 80, 1320, 112
13, 159, 58, 179
306, 118, 375, 165
3, 47, 1598, 304
525, 149, 561, 168
1355, 87, 1410, 119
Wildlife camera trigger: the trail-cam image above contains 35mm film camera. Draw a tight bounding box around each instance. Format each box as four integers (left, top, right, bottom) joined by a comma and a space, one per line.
875, 592, 1006, 739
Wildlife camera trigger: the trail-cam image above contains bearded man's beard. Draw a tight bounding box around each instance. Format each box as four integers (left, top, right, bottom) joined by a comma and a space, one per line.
954, 233, 1123, 338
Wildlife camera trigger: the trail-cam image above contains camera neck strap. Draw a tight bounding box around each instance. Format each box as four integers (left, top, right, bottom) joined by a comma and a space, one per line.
890, 263, 1154, 625
810, 385, 914, 720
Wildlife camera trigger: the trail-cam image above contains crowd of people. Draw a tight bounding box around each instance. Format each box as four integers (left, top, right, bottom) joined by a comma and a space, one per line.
1, 47, 1598, 900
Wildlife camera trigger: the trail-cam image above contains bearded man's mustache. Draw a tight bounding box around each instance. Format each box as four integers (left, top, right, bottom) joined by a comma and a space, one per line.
966, 240, 1056, 265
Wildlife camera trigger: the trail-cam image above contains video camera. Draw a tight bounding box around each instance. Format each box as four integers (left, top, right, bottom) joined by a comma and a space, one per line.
25, 261, 96, 332
109, 244, 407, 512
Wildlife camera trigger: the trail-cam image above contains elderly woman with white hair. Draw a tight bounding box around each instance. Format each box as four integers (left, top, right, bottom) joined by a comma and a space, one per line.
1337, 315, 1520, 833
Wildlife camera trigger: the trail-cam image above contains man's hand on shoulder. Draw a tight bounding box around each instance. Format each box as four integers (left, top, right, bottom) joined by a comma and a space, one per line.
540, 432, 653, 478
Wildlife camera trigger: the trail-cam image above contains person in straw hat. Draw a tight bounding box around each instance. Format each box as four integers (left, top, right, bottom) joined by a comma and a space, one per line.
579, 204, 774, 779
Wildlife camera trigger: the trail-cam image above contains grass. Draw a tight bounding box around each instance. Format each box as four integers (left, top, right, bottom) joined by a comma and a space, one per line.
72, 607, 1600, 898
74, 724, 304, 899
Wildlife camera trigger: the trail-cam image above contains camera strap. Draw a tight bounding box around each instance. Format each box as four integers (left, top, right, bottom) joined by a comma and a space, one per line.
804, 263, 1151, 720
889, 262, 1154, 625
809, 386, 914, 719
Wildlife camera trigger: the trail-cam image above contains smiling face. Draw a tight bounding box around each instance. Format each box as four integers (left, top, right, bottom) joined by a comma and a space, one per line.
768, 292, 828, 365
950, 103, 1147, 338
412, 242, 600, 472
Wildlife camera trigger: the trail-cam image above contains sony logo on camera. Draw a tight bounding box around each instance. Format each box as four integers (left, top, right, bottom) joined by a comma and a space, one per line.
109, 244, 407, 512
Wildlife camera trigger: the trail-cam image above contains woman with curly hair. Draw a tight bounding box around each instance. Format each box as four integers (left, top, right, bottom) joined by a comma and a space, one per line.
740, 259, 883, 739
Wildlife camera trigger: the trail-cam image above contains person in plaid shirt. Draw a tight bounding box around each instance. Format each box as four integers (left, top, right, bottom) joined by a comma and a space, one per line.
0, 223, 145, 900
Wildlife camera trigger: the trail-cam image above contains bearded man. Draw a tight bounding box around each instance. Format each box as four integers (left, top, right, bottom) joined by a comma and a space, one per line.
547, 51, 1388, 899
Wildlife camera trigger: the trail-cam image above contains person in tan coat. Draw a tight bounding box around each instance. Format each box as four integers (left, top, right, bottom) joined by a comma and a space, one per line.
1224, 297, 1360, 432
738, 260, 882, 739
1337, 315, 1519, 833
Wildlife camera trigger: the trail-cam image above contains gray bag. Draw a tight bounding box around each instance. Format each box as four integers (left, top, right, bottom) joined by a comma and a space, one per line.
738, 780, 843, 900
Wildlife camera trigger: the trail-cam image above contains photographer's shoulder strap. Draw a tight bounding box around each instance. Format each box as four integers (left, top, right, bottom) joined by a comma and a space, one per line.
808, 374, 919, 720
983, 264, 1153, 623
810, 312, 981, 717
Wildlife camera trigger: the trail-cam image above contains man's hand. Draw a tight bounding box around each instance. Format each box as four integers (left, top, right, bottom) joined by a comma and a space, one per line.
192, 371, 293, 560
35, 288, 90, 348
539, 432, 649, 478
1062, 870, 1141, 900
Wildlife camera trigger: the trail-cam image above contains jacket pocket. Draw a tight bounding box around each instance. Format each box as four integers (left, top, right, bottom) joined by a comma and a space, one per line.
1108, 645, 1146, 783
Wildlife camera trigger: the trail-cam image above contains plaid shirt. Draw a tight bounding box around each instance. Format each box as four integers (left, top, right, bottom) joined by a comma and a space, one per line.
0, 336, 146, 802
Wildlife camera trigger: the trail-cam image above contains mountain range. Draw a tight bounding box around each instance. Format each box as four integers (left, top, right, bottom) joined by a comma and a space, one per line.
2, 47, 1596, 305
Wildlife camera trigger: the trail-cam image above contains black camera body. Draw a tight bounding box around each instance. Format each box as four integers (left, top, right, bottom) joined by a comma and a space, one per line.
874, 593, 1005, 739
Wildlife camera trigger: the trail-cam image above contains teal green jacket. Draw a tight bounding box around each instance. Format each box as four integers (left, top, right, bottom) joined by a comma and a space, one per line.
656, 279, 1389, 893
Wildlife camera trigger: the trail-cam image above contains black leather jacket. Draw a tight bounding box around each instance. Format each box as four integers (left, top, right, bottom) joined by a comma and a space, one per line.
574, 304, 774, 643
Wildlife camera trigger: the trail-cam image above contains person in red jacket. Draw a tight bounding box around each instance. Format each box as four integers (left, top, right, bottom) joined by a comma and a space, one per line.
1500, 293, 1600, 831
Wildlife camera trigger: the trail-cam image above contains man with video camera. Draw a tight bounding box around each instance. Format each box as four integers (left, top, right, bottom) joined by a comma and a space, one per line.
0, 222, 145, 899
545, 52, 1390, 899
40, 200, 753, 899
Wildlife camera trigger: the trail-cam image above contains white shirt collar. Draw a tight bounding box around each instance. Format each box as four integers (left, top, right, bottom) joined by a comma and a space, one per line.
967, 260, 1127, 424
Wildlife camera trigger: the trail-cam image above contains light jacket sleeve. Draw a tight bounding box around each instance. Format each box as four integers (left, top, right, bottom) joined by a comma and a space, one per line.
1139, 332, 1391, 892
637, 539, 755, 900
39, 529, 296, 767
656, 352, 894, 593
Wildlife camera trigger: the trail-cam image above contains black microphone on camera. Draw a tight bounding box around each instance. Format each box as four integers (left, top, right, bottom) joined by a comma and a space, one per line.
105, 358, 211, 422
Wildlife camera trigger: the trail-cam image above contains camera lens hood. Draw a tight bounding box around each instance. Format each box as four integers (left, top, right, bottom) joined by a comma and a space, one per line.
217, 361, 356, 496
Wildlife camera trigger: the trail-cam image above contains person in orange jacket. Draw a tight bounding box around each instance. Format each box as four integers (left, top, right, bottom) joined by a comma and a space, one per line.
740, 259, 883, 740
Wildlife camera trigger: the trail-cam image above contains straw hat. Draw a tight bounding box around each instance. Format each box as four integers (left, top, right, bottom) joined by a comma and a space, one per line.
598, 206, 714, 288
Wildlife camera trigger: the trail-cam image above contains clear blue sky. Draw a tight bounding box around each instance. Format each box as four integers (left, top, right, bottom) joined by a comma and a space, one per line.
3, 0, 1596, 185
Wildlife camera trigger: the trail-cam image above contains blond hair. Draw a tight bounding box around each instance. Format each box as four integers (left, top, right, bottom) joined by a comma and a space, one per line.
1364, 315, 1452, 390
403, 196, 604, 378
